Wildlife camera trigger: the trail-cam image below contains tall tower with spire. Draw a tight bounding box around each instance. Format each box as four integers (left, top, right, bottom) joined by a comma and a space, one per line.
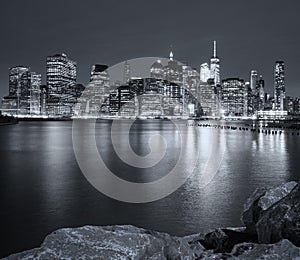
210, 40, 220, 85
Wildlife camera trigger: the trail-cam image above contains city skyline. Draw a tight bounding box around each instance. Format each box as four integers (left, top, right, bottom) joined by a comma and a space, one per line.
0, 0, 300, 99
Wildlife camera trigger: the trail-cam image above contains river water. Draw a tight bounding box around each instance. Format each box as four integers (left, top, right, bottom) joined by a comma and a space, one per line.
0, 120, 299, 257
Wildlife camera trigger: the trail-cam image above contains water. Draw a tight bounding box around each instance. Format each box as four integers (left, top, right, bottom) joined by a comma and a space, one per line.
0, 121, 299, 257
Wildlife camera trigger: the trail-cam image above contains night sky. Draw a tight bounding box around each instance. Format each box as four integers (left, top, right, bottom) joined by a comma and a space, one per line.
0, 0, 300, 98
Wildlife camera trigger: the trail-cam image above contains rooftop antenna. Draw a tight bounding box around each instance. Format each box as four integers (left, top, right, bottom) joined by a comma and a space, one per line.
213, 40, 217, 58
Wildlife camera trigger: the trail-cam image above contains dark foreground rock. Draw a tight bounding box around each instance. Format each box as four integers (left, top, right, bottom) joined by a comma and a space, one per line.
5, 181, 300, 259
256, 182, 300, 246
241, 181, 297, 234
6, 225, 198, 259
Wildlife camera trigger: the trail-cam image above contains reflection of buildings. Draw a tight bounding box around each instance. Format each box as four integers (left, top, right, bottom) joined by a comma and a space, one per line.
274, 61, 285, 111
46, 53, 77, 116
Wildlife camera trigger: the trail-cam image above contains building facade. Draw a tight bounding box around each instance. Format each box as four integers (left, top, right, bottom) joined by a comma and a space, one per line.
200, 63, 210, 83
46, 53, 77, 116
221, 78, 245, 116
274, 61, 285, 111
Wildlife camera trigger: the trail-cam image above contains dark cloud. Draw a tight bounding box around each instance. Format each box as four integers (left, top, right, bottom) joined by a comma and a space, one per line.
0, 0, 300, 98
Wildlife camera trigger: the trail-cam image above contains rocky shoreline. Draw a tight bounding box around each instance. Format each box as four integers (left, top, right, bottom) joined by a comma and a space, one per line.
5, 181, 300, 259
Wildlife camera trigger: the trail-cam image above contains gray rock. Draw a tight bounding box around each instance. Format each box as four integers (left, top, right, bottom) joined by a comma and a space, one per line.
256, 183, 300, 246
241, 181, 297, 233
6, 225, 200, 259
201, 227, 256, 253
5, 225, 300, 260
258, 181, 298, 210
232, 239, 300, 259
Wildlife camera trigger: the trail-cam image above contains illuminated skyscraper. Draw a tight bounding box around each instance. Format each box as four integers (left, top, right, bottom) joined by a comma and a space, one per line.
221, 78, 245, 116
250, 70, 258, 93
46, 53, 76, 93
1, 66, 41, 115
3, 66, 31, 115
274, 61, 285, 111
200, 63, 210, 82
29, 72, 41, 115
210, 41, 220, 85
199, 82, 217, 116
258, 75, 265, 110
46, 53, 77, 116
87, 64, 110, 115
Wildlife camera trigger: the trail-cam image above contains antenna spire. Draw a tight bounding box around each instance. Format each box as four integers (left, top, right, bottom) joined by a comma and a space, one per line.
213, 40, 217, 58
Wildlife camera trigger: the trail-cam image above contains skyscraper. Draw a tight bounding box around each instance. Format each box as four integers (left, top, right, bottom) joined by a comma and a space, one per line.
199, 82, 217, 116
200, 63, 210, 82
210, 41, 220, 85
78, 64, 110, 116
221, 78, 245, 116
250, 70, 258, 93
1, 66, 42, 116
274, 61, 285, 111
46, 53, 76, 93
2, 66, 31, 115
46, 53, 77, 116
29, 72, 41, 115
258, 75, 265, 110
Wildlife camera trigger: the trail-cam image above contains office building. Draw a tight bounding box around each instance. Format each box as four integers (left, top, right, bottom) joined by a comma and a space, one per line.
200, 63, 210, 82
29, 72, 41, 115
46, 53, 77, 116
274, 61, 285, 111
221, 78, 245, 116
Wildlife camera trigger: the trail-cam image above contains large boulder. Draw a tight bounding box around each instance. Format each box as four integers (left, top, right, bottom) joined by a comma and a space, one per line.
256, 183, 300, 246
231, 239, 300, 259
200, 227, 257, 253
7, 225, 199, 259
241, 181, 297, 234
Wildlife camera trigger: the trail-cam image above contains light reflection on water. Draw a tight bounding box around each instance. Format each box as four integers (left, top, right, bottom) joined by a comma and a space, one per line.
0, 121, 299, 257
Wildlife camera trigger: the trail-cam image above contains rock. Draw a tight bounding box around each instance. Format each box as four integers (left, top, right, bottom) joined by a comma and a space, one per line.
200, 227, 256, 253
232, 239, 300, 259
241, 181, 297, 233
256, 183, 300, 246
258, 181, 298, 210
7, 225, 200, 259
